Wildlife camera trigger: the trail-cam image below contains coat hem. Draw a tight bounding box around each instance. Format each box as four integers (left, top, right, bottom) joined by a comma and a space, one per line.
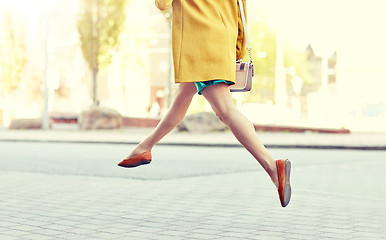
175, 77, 236, 84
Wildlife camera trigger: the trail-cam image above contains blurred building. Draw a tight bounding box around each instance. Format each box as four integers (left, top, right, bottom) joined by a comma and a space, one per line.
304, 44, 337, 92
301, 44, 339, 128
0, 0, 172, 127
1, 0, 385, 131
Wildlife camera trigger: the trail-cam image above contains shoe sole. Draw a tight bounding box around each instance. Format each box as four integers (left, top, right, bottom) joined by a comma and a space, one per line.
282, 160, 292, 207
119, 159, 151, 168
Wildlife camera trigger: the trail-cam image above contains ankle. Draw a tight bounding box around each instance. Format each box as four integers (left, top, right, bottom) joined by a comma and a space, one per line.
128, 143, 152, 158
263, 158, 276, 175
137, 142, 152, 151
268, 160, 279, 189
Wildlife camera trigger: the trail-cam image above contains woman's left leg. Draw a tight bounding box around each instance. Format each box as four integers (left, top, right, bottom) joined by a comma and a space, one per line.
201, 83, 279, 188
125, 82, 197, 158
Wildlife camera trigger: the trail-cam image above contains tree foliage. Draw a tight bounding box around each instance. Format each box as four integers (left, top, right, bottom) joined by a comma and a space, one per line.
77, 0, 128, 106
0, 12, 26, 93
243, 19, 277, 103
242, 10, 313, 104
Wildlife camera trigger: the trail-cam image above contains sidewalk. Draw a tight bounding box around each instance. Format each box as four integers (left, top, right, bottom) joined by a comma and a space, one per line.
2, 169, 385, 240
1, 127, 386, 150
1, 143, 386, 240
1, 127, 386, 240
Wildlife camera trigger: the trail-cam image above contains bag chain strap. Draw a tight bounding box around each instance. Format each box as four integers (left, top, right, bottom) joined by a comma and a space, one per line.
238, 0, 253, 63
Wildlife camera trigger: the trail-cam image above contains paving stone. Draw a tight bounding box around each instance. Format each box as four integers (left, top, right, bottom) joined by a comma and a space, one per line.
21, 234, 65, 240
32, 228, 63, 236
0, 229, 30, 237
0, 221, 19, 228
0, 234, 22, 240
1, 162, 386, 240
86, 231, 119, 239
185, 233, 220, 239
9, 225, 42, 232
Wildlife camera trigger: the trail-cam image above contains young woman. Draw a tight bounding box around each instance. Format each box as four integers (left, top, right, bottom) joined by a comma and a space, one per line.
118, 0, 291, 207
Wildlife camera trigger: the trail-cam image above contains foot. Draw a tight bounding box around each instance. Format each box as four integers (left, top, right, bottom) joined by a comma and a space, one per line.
118, 150, 152, 168
126, 143, 151, 159
276, 159, 291, 207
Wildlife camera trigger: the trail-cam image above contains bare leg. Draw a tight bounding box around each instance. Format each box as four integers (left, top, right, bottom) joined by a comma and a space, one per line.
127, 82, 197, 158
201, 83, 279, 188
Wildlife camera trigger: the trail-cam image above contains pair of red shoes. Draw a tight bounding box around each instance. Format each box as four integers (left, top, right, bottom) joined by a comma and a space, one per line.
118, 151, 291, 207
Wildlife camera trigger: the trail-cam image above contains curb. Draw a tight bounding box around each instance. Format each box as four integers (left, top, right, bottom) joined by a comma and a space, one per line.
1, 138, 385, 151
50, 115, 351, 134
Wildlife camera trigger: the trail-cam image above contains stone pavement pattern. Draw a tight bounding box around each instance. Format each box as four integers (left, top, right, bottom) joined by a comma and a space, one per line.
1, 168, 385, 240
1, 130, 386, 240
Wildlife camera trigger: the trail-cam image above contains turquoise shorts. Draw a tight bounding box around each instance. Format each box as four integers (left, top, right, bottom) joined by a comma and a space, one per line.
194, 80, 234, 95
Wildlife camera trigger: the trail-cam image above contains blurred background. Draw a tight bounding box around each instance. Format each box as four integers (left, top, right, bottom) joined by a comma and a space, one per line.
0, 0, 385, 132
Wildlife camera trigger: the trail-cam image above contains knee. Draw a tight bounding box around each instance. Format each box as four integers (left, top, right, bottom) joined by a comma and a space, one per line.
214, 105, 236, 124
175, 87, 195, 103
214, 111, 225, 123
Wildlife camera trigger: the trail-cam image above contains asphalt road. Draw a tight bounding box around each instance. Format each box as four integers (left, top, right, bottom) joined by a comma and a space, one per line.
1, 141, 385, 200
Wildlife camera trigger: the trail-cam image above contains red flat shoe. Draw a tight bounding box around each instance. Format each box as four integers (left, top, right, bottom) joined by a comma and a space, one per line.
118, 150, 152, 168
276, 159, 291, 207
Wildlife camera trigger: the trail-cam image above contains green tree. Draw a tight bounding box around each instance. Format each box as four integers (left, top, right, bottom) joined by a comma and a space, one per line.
242, 9, 313, 104
77, 0, 128, 106
244, 19, 277, 103
0, 12, 26, 93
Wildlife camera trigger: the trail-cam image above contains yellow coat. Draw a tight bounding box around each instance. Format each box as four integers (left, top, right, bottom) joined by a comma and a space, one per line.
155, 0, 247, 83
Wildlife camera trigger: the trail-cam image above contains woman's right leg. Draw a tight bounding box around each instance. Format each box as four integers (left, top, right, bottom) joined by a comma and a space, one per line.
126, 82, 197, 158
201, 83, 279, 188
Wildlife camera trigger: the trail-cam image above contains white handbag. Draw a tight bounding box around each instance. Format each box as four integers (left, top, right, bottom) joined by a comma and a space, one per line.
230, 0, 254, 92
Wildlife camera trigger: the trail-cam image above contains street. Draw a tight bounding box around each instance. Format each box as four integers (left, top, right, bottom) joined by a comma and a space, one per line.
1, 141, 386, 239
